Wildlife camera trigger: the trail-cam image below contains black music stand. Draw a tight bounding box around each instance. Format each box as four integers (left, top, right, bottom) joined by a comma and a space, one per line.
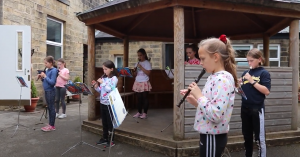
61, 82, 105, 156
2, 76, 29, 137
161, 67, 174, 132
117, 67, 138, 123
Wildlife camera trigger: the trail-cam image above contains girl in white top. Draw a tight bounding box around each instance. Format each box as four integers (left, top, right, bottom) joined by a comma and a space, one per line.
132, 48, 152, 119
180, 35, 237, 157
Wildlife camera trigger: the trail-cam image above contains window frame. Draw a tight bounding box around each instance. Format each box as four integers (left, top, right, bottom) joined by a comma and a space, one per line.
232, 44, 253, 62
114, 55, 124, 68
46, 17, 63, 59
257, 44, 281, 67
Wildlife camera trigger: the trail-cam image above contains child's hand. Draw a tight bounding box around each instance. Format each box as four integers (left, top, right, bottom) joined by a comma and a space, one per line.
184, 61, 189, 65
244, 73, 254, 83
180, 89, 198, 107
97, 78, 103, 84
188, 82, 202, 100
40, 72, 46, 78
91, 80, 98, 88
238, 77, 243, 85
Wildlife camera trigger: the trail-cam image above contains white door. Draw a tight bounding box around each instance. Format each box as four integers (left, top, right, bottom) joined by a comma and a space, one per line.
0, 25, 31, 106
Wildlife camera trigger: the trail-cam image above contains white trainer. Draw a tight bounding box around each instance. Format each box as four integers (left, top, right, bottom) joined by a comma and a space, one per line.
56, 113, 59, 118
58, 114, 67, 119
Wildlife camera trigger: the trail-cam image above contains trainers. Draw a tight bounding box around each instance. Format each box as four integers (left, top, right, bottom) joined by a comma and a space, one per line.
41, 125, 56, 132
56, 113, 59, 118
58, 114, 67, 119
139, 113, 147, 119
96, 138, 108, 145
105, 141, 115, 147
133, 112, 141, 118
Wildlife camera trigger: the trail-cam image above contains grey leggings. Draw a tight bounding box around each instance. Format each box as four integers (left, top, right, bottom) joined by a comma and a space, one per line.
55, 87, 67, 114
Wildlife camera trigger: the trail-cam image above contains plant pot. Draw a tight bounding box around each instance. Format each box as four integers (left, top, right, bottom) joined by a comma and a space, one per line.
72, 95, 80, 100
24, 97, 39, 112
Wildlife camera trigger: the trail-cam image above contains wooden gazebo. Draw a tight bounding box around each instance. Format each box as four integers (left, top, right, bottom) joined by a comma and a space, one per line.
77, 0, 300, 156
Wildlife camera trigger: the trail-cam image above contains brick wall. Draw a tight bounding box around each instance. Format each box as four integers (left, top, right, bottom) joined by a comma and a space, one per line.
2, 0, 106, 99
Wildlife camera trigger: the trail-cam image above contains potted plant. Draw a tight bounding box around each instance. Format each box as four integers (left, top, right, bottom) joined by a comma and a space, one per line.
24, 80, 39, 112
72, 76, 82, 100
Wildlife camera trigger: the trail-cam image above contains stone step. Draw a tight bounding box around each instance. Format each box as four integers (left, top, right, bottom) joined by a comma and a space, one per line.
82, 121, 300, 157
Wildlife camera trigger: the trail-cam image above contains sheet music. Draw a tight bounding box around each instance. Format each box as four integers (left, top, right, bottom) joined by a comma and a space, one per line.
108, 88, 127, 128
165, 70, 174, 79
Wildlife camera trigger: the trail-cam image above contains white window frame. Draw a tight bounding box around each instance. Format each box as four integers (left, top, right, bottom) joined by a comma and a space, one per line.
16, 30, 24, 72
257, 44, 281, 67
46, 17, 63, 58
232, 44, 253, 62
114, 55, 123, 68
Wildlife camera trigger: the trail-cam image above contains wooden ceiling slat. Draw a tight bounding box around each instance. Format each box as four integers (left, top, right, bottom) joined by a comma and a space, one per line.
265, 18, 294, 36
177, 0, 300, 18
84, 0, 174, 25
94, 24, 125, 39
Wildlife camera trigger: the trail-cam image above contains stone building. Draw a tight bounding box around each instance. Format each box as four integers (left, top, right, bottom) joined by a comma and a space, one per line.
0, 0, 107, 100
93, 28, 299, 71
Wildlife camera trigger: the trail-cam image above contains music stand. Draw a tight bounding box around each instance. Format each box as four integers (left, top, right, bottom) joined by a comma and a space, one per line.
161, 67, 174, 132
2, 76, 29, 137
61, 82, 105, 156
117, 67, 138, 123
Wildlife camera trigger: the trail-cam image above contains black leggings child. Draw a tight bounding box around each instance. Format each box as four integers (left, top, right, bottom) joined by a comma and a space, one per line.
136, 91, 149, 114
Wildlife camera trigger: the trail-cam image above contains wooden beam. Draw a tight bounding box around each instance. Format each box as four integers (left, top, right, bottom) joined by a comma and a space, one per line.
240, 13, 266, 30
263, 34, 270, 66
126, 12, 151, 33
229, 33, 263, 40
289, 20, 299, 130
84, 0, 174, 25
192, 7, 197, 38
173, 6, 185, 141
265, 18, 293, 36
87, 25, 96, 121
129, 35, 195, 43
123, 36, 129, 67
177, 0, 300, 18
94, 24, 125, 39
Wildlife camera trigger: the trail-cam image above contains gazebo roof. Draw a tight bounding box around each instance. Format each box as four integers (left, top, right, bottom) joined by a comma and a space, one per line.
77, 0, 300, 42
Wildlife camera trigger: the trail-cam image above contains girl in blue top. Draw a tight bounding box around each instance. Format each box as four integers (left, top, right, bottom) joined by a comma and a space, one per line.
38, 56, 58, 132
92, 60, 119, 147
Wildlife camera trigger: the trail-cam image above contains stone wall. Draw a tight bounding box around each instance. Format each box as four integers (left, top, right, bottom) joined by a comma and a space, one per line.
2, 0, 106, 99
95, 41, 163, 69
0, 0, 3, 25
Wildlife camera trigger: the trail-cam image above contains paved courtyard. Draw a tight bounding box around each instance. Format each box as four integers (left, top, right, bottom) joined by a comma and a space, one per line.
1, 100, 300, 157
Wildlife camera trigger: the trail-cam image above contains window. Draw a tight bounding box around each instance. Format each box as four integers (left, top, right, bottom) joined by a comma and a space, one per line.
115, 56, 123, 68
257, 44, 280, 67
232, 45, 253, 66
46, 17, 63, 60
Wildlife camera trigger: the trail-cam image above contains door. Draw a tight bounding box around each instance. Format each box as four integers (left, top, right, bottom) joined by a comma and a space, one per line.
0, 25, 31, 106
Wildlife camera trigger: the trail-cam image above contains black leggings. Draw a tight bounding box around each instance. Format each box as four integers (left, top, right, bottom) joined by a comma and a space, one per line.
200, 134, 227, 157
136, 92, 149, 114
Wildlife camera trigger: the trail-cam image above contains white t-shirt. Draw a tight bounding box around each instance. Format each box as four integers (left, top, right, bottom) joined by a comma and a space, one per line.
135, 60, 152, 82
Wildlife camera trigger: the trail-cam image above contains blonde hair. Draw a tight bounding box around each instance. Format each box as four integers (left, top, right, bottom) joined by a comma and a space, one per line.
199, 37, 238, 87
247, 48, 265, 65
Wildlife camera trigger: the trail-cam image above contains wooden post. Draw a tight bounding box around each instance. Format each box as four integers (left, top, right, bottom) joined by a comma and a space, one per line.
263, 34, 269, 66
173, 6, 185, 140
289, 20, 299, 130
87, 25, 96, 121
123, 36, 129, 67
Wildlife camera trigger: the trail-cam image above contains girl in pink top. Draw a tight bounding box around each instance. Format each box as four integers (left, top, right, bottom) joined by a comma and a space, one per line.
185, 44, 201, 65
55, 58, 69, 119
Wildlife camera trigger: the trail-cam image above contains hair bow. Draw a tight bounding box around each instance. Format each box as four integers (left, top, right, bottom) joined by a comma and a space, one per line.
219, 34, 227, 44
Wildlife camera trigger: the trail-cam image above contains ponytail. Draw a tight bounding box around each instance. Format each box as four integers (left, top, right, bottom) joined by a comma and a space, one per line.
224, 39, 238, 87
